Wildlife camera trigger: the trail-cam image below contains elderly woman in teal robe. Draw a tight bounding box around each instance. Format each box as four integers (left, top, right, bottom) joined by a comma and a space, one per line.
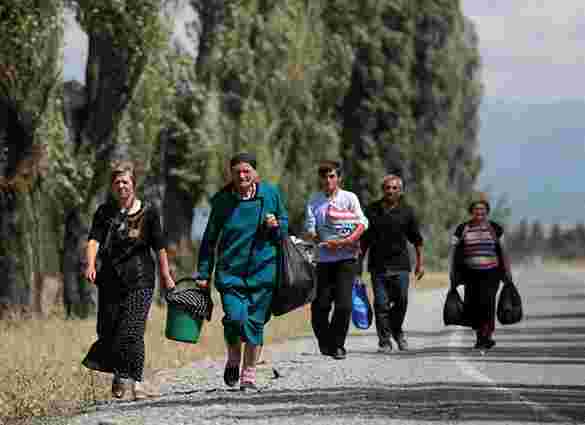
195, 152, 288, 390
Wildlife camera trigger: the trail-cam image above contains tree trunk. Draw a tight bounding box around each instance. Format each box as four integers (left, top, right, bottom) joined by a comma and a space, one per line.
0, 101, 36, 315
63, 209, 94, 318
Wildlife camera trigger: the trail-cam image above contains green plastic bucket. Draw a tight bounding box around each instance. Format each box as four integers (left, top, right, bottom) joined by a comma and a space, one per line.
165, 303, 203, 344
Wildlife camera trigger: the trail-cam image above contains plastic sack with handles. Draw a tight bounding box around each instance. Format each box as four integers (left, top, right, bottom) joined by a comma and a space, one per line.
497, 281, 523, 325
352, 277, 373, 330
443, 287, 469, 326
271, 236, 317, 316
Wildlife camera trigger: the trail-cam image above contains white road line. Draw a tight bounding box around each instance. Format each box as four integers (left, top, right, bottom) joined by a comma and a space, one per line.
448, 267, 572, 424
448, 331, 571, 423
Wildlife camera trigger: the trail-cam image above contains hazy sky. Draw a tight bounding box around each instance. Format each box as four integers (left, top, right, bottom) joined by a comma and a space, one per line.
63, 9, 87, 84
461, 1, 585, 101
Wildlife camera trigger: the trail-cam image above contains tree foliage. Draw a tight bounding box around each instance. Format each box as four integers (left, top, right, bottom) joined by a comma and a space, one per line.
0, 1, 63, 131
2, 0, 488, 308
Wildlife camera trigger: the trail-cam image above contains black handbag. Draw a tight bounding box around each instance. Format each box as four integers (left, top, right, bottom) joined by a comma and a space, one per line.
271, 236, 317, 316
497, 281, 523, 325
443, 287, 469, 326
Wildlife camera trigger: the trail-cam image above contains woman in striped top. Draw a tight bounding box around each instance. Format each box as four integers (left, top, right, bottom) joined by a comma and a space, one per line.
449, 198, 514, 350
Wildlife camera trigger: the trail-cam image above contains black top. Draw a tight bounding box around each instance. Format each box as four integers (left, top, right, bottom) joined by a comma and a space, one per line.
89, 201, 166, 293
361, 199, 423, 272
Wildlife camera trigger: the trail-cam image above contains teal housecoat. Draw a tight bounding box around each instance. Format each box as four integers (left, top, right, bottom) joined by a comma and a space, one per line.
197, 182, 288, 345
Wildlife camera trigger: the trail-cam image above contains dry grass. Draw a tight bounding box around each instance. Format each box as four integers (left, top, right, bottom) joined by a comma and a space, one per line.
0, 299, 311, 422
412, 271, 450, 290
0, 272, 447, 422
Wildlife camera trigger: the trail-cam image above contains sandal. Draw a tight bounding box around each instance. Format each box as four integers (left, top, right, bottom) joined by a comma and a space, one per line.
240, 367, 257, 391
134, 380, 162, 400
111, 376, 133, 400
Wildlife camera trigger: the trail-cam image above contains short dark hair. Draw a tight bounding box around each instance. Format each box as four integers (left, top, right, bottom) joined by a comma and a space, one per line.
317, 160, 342, 177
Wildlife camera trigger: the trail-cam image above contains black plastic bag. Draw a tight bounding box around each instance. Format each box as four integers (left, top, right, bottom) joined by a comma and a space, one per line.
351, 277, 373, 330
497, 282, 523, 325
271, 236, 317, 316
443, 287, 468, 326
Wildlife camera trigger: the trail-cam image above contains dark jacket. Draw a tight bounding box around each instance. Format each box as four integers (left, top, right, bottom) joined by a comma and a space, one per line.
361, 199, 423, 273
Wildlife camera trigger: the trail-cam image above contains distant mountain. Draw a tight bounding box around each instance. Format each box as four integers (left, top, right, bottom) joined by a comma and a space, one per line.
477, 97, 585, 225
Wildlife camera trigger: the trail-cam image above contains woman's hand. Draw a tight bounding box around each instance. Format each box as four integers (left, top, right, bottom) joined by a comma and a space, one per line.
85, 264, 97, 284
265, 213, 279, 228
161, 273, 175, 290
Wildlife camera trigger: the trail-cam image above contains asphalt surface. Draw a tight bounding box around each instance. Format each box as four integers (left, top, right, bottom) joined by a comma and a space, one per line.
57, 265, 585, 425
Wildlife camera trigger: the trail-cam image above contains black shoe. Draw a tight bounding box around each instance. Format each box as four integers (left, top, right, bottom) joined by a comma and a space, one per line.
223, 364, 239, 387
393, 334, 408, 351
475, 337, 496, 350
332, 347, 347, 360
319, 344, 334, 356
483, 338, 496, 350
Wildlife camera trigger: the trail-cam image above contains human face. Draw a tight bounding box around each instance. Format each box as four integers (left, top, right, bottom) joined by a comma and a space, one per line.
112, 172, 135, 206
318, 169, 339, 194
231, 162, 255, 191
382, 179, 402, 203
471, 204, 488, 223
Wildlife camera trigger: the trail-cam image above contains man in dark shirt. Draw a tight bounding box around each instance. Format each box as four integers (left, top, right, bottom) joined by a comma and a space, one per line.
361, 174, 424, 352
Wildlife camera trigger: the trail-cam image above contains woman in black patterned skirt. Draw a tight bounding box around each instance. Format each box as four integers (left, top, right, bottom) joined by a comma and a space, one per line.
83, 161, 175, 400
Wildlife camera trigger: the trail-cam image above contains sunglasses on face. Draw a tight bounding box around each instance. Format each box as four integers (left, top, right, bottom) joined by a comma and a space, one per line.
384, 185, 401, 190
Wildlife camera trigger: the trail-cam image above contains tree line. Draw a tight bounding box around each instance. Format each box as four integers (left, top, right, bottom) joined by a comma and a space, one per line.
0, 0, 482, 318
507, 220, 585, 262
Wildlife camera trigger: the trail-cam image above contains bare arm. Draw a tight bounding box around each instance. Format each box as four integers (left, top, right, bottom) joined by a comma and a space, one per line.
499, 236, 514, 284
84, 239, 99, 284
158, 248, 175, 290
414, 244, 424, 280
448, 232, 460, 288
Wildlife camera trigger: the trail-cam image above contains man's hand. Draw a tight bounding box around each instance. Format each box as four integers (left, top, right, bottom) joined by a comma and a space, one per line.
303, 232, 319, 244
320, 239, 345, 250
85, 264, 97, 284
414, 263, 425, 281
195, 279, 209, 290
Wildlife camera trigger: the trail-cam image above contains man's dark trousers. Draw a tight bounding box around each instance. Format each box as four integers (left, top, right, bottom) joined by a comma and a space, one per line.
311, 259, 357, 352
371, 270, 410, 346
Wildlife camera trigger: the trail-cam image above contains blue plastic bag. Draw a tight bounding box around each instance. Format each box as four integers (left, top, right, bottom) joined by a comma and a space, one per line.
352, 277, 373, 330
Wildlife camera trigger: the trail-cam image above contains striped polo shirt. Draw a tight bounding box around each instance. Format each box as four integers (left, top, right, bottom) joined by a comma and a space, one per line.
462, 222, 499, 270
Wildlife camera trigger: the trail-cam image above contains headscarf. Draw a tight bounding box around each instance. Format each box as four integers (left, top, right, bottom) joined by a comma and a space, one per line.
230, 152, 257, 169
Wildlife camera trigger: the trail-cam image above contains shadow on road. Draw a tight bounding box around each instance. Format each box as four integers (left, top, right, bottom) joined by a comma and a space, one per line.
94, 291, 585, 423
117, 382, 585, 423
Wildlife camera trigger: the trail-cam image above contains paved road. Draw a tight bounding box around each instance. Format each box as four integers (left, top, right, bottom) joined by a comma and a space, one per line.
62, 266, 585, 425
